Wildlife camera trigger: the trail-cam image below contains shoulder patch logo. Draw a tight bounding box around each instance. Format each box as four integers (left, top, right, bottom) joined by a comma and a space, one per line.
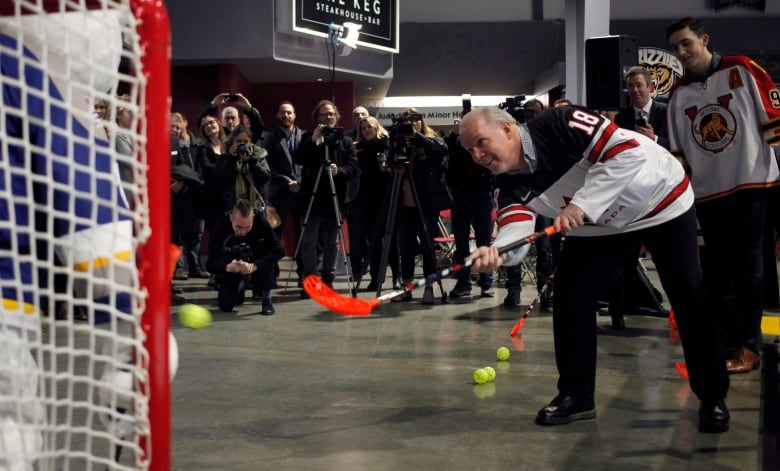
728, 67, 745, 89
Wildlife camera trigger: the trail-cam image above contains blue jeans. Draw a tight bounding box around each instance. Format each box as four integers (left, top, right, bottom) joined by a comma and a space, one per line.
451, 190, 494, 288
217, 263, 275, 312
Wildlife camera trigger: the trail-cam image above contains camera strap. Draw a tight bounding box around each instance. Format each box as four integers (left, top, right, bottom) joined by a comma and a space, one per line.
241, 172, 266, 211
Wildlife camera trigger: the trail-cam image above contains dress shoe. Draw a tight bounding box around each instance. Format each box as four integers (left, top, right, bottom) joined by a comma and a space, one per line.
535, 395, 596, 425
480, 286, 495, 298
421, 286, 435, 305
392, 291, 412, 302
698, 399, 730, 433
261, 299, 275, 315
503, 289, 521, 307
449, 283, 472, 298
189, 268, 210, 279
726, 347, 760, 374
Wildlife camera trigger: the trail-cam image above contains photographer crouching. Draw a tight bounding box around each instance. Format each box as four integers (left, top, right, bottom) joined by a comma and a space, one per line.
207, 199, 284, 315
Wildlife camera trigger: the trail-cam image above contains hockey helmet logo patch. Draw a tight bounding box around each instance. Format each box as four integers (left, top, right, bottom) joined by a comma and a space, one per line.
685, 94, 737, 153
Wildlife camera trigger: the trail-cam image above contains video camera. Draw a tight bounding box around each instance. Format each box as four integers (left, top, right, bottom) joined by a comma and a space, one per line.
498, 95, 537, 124
387, 113, 423, 164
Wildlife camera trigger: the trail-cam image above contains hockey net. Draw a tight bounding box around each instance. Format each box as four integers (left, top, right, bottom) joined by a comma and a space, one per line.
0, 1, 170, 470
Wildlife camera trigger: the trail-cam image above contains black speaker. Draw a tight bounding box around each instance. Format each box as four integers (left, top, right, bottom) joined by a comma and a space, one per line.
585, 35, 638, 110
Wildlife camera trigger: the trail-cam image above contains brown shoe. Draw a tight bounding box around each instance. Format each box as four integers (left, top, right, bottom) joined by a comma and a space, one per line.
726, 347, 760, 374
173, 269, 189, 281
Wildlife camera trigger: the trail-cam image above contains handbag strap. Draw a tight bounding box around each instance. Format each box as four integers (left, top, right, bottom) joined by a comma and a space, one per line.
242, 171, 266, 206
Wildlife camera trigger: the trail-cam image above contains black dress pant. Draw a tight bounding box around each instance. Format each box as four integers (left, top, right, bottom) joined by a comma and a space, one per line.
552, 207, 729, 402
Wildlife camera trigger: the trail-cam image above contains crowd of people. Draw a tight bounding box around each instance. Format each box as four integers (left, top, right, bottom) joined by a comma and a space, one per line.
145, 95, 478, 313
122, 23, 778, 334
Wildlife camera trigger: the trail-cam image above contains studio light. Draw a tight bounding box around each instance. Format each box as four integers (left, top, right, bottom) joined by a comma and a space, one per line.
338, 22, 362, 49
327, 21, 362, 54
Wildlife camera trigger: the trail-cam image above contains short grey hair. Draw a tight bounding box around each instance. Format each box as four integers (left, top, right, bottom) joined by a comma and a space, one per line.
222, 106, 239, 118
460, 106, 518, 130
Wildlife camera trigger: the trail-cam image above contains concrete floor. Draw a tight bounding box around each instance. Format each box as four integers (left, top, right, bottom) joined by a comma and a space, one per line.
170, 258, 780, 471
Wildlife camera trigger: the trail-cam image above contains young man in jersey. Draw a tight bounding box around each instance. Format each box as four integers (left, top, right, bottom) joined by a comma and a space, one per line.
666, 17, 780, 374
459, 105, 731, 433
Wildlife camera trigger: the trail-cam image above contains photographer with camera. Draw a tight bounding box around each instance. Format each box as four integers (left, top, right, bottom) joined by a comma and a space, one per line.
391, 108, 451, 305
294, 100, 360, 293
212, 126, 271, 220
207, 199, 284, 314
199, 92, 265, 141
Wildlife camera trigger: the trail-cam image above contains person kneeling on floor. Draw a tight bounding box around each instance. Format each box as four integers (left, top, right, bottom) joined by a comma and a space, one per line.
207, 199, 284, 315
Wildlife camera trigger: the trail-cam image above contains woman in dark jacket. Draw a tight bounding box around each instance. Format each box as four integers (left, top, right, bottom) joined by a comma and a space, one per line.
212, 126, 271, 219
393, 108, 451, 305
352, 116, 400, 291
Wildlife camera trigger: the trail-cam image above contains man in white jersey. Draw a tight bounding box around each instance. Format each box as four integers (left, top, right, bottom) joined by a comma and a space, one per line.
460, 105, 730, 433
666, 17, 780, 374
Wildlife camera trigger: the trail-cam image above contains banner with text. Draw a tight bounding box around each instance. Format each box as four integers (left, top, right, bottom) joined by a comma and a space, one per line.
373, 107, 465, 127
294, 0, 399, 53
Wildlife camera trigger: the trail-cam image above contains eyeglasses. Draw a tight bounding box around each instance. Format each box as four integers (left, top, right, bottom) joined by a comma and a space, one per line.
318, 112, 336, 117
202, 120, 218, 126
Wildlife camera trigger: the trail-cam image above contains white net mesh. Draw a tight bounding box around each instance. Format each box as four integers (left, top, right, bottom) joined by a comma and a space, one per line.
0, 1, 157, 469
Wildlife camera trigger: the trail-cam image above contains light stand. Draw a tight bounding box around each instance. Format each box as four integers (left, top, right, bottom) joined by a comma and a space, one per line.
326, 21, 362, 103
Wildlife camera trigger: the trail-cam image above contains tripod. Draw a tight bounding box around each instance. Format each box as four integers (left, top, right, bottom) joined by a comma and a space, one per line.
288, 142, 356, 295
357, 159, 447, 301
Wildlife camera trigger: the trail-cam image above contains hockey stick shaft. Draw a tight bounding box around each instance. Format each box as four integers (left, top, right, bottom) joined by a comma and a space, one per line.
509, 272, 554, 337
377, 225, 560, 303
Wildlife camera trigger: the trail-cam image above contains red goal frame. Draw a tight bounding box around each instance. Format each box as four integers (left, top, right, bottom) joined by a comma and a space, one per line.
0, 1, 172, 469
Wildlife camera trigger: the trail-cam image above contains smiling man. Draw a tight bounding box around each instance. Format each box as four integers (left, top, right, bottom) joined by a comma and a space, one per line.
460, 105, 731, 433
614, 66, 669, 149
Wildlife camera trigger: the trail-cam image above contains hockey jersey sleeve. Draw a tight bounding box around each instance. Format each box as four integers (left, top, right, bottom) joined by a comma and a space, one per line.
493, 192, 535, 267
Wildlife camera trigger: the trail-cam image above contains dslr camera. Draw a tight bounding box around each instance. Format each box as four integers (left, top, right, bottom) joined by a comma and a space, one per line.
498, 95, 536, 124
237, 142, 252, 157
224, 236, 253, 263
320, 125, 344, 146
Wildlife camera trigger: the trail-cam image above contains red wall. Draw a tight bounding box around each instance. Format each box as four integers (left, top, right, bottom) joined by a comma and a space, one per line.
172, 65, 356, 138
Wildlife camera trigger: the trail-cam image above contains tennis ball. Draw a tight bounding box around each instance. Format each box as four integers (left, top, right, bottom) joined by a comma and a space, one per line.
496, 346, 510, 361
178, 304, 212, 329
483, 366, 496, 382
473, 368, 489, 384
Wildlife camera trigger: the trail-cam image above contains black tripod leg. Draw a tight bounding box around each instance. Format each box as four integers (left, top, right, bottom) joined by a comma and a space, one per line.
405, 170, 448, 303
358, 167, 396, 294
285, 166, 324, 292
322, 156, 356, 296
372, 168, 404, 297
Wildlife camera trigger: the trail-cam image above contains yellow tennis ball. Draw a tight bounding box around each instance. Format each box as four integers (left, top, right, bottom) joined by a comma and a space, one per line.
483, 366, 496, 382
496, 346, 510, 361
178, 304, 212, 330
473, 368, 489, 384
